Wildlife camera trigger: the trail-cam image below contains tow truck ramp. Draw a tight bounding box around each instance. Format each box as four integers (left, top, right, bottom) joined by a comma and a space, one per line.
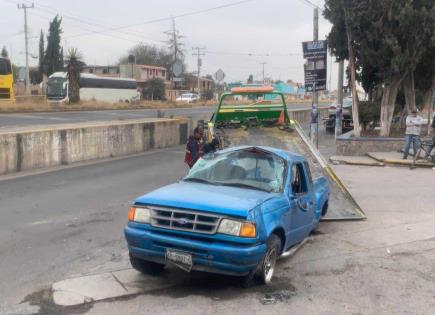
217, 125, 365, 221
209, 86, 366, 221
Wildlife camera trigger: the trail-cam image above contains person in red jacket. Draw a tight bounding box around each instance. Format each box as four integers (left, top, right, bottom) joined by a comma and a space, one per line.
184, 127, 202, 168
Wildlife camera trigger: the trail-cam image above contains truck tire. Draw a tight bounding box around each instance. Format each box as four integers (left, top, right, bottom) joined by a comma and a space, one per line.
256, 234, 281, 285
129, 254, 165, 275
321, 200, 329, 216
326, 125, 335, 133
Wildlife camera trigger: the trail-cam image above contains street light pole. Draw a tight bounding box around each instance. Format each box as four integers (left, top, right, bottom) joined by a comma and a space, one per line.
192, 47, 205, 95
18, 2, 34, 95
260, 62, 267, 84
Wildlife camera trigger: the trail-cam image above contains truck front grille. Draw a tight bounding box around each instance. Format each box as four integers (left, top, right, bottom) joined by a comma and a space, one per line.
149, 206, 221, 235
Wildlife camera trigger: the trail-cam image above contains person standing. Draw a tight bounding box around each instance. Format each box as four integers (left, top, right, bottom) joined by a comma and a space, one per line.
184, 127, 203, 168
202, 138, 220, 155
403, 109, 424, 160
424, 114, 435, 161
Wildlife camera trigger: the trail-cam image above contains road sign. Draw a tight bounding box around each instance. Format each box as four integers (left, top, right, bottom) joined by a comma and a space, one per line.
214, 69, 225, 82
302, 40, 327, 60
302, 40, 327, 91
172, 60, 183, 77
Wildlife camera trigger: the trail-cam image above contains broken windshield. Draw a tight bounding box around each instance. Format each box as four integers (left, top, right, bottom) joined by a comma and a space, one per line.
184, 148, 286, 193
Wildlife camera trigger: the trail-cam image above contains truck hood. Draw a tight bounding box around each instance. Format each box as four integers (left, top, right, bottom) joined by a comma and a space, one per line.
134, 181, 276, 218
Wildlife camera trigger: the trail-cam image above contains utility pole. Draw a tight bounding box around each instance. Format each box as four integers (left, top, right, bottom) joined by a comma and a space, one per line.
335, 60, 344, 139
165, 18, 184, 79
192, 47, 205, 95
260, 62, 267, 84
310, 7, 319, 147
18, 2, 34, 95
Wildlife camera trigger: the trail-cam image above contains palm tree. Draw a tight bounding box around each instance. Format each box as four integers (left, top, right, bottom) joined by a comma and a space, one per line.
65, 48, 83, 104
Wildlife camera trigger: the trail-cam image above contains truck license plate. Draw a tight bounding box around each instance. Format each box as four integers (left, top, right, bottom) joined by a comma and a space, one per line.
166, 249, 193, 272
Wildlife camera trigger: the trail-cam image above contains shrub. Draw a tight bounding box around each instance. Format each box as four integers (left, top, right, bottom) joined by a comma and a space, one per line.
202, 89, 215, 101
143, 78, 166, 100
359, 101, 380, 131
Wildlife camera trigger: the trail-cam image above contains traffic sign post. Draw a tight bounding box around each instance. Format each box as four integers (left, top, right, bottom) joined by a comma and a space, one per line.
302, 39, 327, 148
214, 69, 225, 97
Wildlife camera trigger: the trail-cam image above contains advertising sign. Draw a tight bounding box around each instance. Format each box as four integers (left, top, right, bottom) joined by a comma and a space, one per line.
302, 40, 327, 91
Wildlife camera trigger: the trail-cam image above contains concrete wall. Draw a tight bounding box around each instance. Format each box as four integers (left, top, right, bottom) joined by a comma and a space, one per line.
0, 118, 189, 175
0, 108, 327, 175
336, 131, 405, 156
288, 108, 328, 126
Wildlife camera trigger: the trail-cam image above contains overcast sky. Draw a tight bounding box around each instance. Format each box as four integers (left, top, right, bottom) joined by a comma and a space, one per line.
0, 0, 339, 86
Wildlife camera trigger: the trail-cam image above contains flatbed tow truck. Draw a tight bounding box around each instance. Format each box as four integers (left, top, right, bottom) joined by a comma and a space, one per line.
207, 86, 365, 221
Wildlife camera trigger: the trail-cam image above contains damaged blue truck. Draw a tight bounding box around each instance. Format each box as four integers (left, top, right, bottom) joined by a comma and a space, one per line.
124, 87, 330, 285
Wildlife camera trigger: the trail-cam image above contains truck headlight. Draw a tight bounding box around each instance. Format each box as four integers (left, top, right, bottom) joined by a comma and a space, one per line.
218, 219, 256, 238
128, 207, 151, 224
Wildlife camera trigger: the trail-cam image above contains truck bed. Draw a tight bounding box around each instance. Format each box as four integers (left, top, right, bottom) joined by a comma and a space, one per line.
216, 126, 365, 221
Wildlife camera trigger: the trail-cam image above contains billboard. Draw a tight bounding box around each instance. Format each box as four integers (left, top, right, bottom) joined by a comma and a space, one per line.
302, 40, 327, 92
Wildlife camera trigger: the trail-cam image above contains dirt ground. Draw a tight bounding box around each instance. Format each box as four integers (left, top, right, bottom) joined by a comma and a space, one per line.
0, 98, 216, 113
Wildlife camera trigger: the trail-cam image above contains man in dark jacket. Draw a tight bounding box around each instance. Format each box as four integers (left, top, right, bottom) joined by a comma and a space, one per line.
184, 127, 202, 168
203, 138, 220, 155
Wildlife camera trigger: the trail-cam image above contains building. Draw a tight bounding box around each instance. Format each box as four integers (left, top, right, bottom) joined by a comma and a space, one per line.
120, 64, 167, 82
82, 65, 120, 77
167, 74, 214, 101
119, 64, 170, 99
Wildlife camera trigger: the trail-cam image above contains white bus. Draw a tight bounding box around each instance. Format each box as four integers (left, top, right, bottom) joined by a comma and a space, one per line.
47, 72, 138, 103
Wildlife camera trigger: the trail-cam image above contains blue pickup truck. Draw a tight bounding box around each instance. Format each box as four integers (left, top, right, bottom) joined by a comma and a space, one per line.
125, 145, 329, 285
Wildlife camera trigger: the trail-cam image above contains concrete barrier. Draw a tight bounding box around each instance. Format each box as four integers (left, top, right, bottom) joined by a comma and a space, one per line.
0, 108, 327, 176
336, 130, 406, 156
0, 118, 189, 175
288, 107, 328, 125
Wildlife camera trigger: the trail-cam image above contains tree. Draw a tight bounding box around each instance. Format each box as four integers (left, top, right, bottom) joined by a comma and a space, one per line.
120, 44, 176, 77
343, 3, 361, 136
324, 0, 361, 136
143, 78, 166, 100
45, 15, 63, 76
38, 30, 45, 78
247, 74, 254, 84
1, 46, 8, 58
60, 47, 64, 71
325, 0, 433, 136
65, 48, 84, 104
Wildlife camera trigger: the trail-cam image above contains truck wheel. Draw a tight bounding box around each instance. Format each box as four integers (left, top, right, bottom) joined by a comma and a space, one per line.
325, 127, 335, 133
129, 254, 165, 275
256, 234, 281, 285
321, 200, 329, 216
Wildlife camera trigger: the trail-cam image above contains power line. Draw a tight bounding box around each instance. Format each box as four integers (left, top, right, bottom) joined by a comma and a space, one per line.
206, 50, 301, 57
29, 2, 160, 41
64, 0, 256, 39
27, 8, 163, 47
298, 0, 322, 10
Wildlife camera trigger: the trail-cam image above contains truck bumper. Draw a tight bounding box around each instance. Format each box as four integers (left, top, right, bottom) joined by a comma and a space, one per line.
125, 225, 266, 276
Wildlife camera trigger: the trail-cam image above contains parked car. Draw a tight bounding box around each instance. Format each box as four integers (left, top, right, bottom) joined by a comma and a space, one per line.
324, 98, 353, 133
176, 93, 199, 103
124, 146, 330, 285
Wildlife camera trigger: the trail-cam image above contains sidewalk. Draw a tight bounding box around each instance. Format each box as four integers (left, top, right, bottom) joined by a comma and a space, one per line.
53, 165, 435, 314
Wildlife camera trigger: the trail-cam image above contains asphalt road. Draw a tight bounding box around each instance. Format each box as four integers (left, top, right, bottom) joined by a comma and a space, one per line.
1, 142, 435, 314
0, 103, 315, 130
0, 147, 188, 310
